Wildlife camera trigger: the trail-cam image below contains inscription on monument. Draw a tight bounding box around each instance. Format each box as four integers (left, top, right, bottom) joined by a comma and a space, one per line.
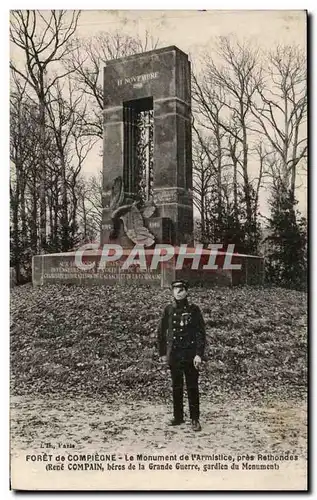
117, 72, 159, 87
39, 257, 161, 284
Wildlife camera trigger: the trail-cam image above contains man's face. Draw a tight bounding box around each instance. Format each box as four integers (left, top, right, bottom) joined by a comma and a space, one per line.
172, 285, 188, 301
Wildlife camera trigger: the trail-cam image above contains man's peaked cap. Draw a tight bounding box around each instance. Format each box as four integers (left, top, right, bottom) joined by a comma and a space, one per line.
171, 280, 189, 290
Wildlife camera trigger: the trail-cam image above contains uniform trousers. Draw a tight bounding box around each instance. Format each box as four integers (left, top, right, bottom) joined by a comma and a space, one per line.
169, 355, 200, 421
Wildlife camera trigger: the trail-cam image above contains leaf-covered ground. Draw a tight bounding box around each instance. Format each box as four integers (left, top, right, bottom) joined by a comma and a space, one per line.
10, 284, 307, 401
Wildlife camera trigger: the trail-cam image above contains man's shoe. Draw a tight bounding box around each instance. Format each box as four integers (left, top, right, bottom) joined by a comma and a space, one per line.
191, 420, 202, 431
168, 418, 184, 426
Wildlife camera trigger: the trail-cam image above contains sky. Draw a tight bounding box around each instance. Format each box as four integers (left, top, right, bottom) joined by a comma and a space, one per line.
75, 10, 306, 51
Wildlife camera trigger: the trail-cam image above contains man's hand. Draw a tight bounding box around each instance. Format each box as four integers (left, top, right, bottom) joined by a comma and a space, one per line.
193, 355, 202, 370
159, 355, 167, 364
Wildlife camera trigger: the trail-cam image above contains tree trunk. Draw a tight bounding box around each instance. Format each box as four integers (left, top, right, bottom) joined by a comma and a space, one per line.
216, 129, 222, 241
39, 98, 46, 252
61, 158, 69, 251
82, 196, 87, 240
200, 171, 205, 241
233, 157, 238, 224
20, 177, 27, 246
11, 166, 21, 284
30, 174, 38, 255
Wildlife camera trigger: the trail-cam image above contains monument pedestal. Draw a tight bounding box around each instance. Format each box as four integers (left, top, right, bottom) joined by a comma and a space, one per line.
33, 249, 170, 287
32, 247, 264, 288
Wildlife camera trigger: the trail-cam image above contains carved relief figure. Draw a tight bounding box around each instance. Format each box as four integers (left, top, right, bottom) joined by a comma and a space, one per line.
109, 176, 156, 247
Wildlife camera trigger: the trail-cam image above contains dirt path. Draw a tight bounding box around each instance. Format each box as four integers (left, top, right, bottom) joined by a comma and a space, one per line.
10, 394, 307, 490
11, 394, 306, 457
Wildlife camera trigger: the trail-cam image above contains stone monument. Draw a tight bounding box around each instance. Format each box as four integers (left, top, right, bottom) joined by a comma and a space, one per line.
32, 45, 264, 287
101, 45, 193, 248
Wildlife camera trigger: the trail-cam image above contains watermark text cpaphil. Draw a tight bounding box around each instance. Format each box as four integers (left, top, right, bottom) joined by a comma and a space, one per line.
74, 244, 242, 271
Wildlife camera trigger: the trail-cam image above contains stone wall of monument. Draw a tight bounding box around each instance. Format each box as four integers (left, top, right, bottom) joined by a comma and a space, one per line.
102, 46, 193, 247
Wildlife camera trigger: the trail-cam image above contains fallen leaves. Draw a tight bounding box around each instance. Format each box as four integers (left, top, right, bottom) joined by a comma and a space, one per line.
10, 284, 307, 402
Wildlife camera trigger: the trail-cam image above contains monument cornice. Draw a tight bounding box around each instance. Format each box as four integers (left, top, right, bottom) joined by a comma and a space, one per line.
104, 45, 188, 65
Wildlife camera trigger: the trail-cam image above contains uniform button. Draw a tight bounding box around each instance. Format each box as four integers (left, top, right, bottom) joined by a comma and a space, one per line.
173, 336, 176, 340
173, 328, 176, 331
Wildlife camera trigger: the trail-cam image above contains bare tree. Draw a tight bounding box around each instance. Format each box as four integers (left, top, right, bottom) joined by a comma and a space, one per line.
45, 76, 96, 250
76, 172, 103, 243
64, 31, 160, 139
10, 72, 58, 279
192, 36, 264, 252
10, 10, 80, 251
251, 45, 307, 199
227, 132, 242, 225
10, 79, 33, 281
192, 130, 213, 239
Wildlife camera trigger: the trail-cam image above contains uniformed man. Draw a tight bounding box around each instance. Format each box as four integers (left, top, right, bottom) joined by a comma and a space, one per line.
157, 280, 206, 431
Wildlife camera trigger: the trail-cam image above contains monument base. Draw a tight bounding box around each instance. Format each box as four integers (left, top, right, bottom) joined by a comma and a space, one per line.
32, 247, 264, 288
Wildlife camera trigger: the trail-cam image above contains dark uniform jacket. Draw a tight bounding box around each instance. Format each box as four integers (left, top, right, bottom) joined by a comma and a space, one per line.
157, 299, 206, 364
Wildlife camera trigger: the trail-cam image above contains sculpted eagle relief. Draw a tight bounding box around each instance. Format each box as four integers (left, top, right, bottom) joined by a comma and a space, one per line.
109, 176, 156, 247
